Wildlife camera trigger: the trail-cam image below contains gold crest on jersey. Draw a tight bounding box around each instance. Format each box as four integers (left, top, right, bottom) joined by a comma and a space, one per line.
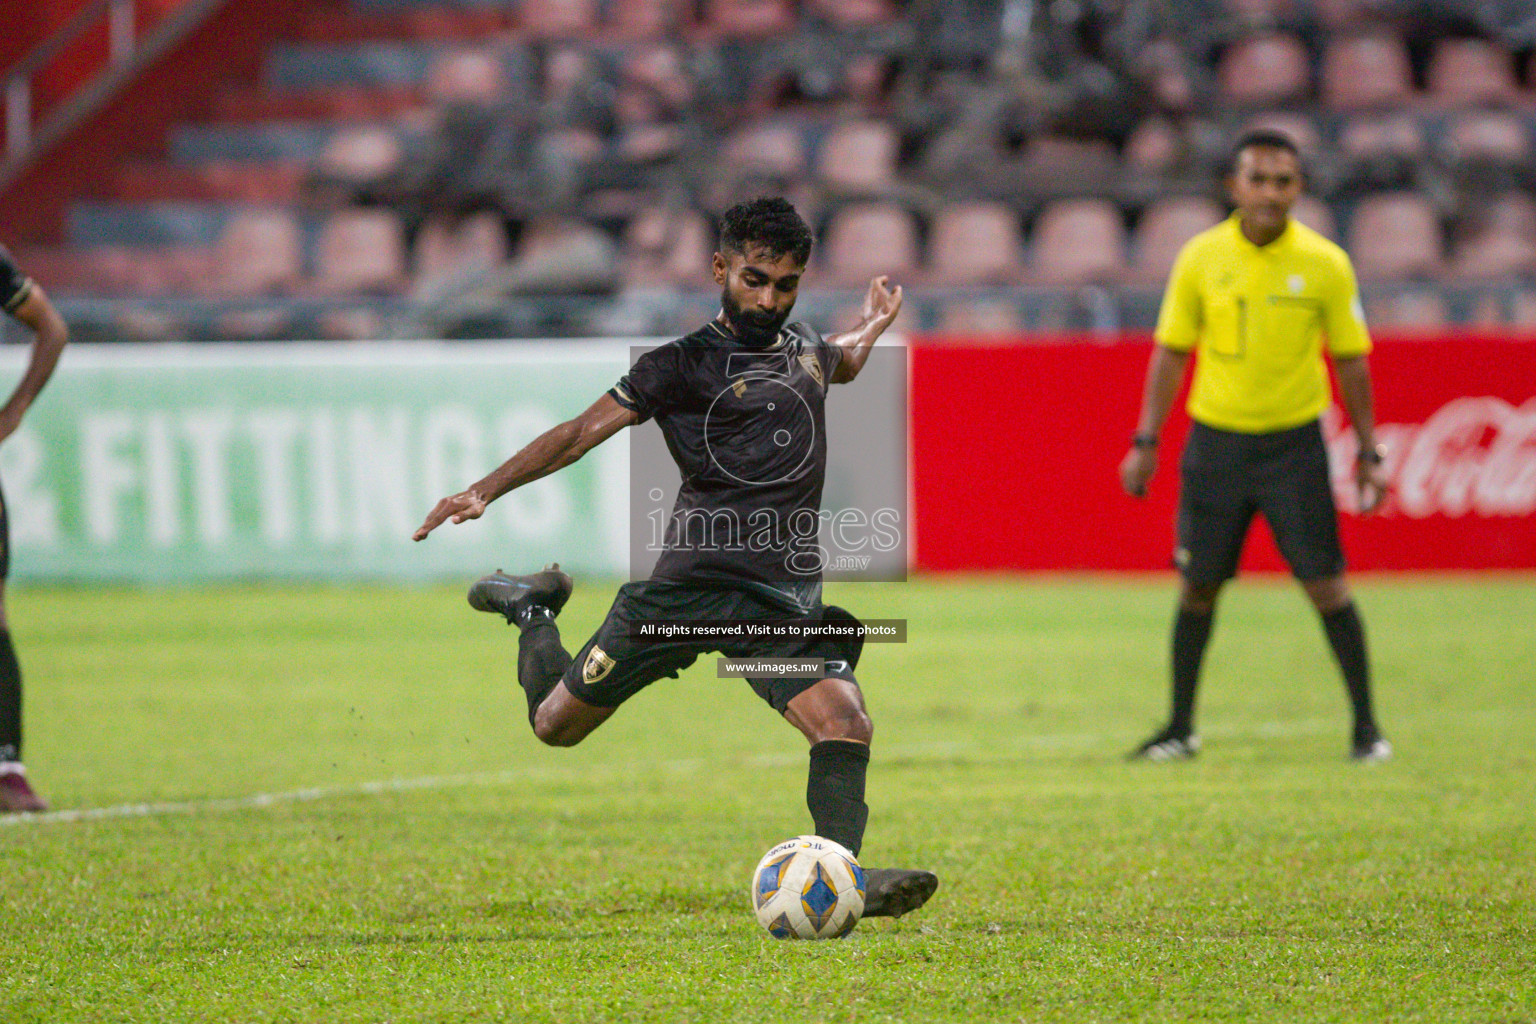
798, 352, 824, 388
733, 378, 748, 399
583, 646, 615, 684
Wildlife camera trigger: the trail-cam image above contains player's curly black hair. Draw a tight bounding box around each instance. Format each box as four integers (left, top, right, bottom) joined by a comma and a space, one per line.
718, 197, 814, 265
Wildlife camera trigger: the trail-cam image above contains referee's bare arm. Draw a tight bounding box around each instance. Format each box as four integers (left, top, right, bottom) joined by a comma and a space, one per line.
0, 285, 69, 445
1120, 345, 1191, 498
1333, 355, 1388, 513
413, 394, 639, 541
828, 275, 903, 383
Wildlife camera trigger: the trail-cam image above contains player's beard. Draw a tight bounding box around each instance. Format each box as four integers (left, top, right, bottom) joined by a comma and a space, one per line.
721, 288, 791, 346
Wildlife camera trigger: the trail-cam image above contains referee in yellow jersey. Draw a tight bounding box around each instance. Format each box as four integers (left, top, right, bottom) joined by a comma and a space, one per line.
1119, 129, 1392, 763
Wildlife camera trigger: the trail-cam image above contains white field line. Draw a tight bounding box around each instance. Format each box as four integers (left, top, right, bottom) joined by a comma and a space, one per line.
1, 717, 1341, 830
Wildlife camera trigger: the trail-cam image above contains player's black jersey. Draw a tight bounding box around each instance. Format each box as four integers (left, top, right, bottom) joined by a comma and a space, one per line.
0, 245, 34, 315
610, 319, 843, 591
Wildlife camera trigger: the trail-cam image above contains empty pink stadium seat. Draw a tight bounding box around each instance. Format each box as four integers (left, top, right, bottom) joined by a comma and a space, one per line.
1130, 196, 1225, 285
613, 0, 692, 37
934, 298, 1025, 335
315, 126, 402, 184
620, 206, 715, 288
414, 212, 510, 290
704, 0, 797, 37
1218, 33, 1311, 107
926, 202, 1024, 285
1451, 192, 1536, 280
816, 120, 899, 194
722, 123, 810, 180
521, 0, 599, 38
1290, 195, 1338, 239
424, 48, 511, 105
820, 202, 919, 286
214, 208, 305, 295
1030, 199, 1127, 286
1338, 113, 1426, 162
1347, 193, 1442, 281
312, 208, 408, 295
1363, 289, 1449, 331
1322, 32, 1415, 111
1427, 38, 1518, 108
804, 0, 896, 27
1444, 109, 1532, 165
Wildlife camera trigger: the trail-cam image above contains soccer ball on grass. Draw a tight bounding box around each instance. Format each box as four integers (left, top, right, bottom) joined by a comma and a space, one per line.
750, 835, 865, 939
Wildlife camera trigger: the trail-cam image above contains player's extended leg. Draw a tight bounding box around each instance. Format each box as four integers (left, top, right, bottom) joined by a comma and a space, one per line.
0, 581, 47, 813
783, 677, 936, 918
1300, 574, 1390, 762
467, 564, 613, 746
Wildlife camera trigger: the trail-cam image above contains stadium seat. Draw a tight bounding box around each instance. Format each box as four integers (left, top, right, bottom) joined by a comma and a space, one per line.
1450, 192, 1536, 280
1029, 199, 1127, 286
314, 126, 403, 186
1444, 109, 1532, 166
312, 208, 408, 295
933, 296, 1026, 335
620, 206, 715, 288
1217, 33, 1311, 108
1221, 0, 1301, 27
413, 211, 510, 292
1122, 118, 1185, 177
1336, 113, 1427, 195
804, 0, 896, 27
1363, 288, 1449, 330
1290, 195, 1338, 239
1314, 0, 1378, 27
704, 0, 797, 37
423, 48, 513, 105
1243, 111, 1322, 158
612, 0, 692, 38
519, 0, 599, 38
1129, 196, 1225, 286
1427, 37, 1519, 108
1347, 193, 1442, 281
926, 202, 1024, 286
1321, 32, 1415, 111
820, 202, 920, 286
816, 120, 900, 195
721, 122, 810, 181
1017, 136, 1119, 199
212, 208, 305, 295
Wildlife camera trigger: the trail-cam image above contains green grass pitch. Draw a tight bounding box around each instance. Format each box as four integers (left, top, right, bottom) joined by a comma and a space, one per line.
3, 575, 1533, 1023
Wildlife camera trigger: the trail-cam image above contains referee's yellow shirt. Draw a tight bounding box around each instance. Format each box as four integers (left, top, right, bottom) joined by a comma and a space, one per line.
1155, 214, 1372, 434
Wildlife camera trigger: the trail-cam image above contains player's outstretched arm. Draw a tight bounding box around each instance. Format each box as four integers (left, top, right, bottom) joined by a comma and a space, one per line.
1119, 345, 1190, 498
413, 393, 638, 541
828, 275, 903, 384
0, 285, 69, 445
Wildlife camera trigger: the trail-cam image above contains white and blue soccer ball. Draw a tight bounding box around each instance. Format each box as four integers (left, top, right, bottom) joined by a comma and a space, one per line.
750, 835, 865, 939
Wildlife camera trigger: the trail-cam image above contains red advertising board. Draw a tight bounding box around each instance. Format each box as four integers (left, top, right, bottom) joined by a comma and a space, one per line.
910, 334, 1536, 571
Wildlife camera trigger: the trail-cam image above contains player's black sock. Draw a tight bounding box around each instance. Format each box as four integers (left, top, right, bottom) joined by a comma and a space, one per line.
516, 618, 572, 728
0, 628, 22, 762
1170, 607, 1215, 737
806, 739, 869, 857
1320, 602, 1376, 735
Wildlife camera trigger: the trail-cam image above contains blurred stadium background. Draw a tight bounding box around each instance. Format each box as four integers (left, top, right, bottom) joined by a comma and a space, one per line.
1, 0, 1534, 583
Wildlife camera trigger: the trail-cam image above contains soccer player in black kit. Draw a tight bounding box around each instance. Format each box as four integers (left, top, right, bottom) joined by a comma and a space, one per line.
414, 198, 937, 918
0, 244, 69, 813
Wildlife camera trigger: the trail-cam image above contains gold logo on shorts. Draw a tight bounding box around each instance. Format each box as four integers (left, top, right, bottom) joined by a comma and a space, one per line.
798, 352, 824, 388
583, 646, 615, 684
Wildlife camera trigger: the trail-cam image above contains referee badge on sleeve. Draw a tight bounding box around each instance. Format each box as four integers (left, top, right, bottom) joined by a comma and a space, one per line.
583, 646, 616, 684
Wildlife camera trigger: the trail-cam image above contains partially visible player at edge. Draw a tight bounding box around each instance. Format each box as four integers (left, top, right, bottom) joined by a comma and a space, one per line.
0, 244, 68, 812
414, 198, 938, 918
1119, 129, 1392, 763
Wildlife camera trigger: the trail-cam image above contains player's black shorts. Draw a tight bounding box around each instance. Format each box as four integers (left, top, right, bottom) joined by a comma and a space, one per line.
1176, 419, 1344, 585
562, 580, 864, 714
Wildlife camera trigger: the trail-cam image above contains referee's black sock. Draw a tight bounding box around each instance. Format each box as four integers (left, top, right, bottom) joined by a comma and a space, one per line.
516, 618, 572, 728
1170, 607, 1215, 737
806, 739, 870, 857
1320, 602, 1377, 735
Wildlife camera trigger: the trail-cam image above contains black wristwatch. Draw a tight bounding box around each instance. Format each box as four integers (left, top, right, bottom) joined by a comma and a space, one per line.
1132, 432, 1158, 450
1357, 443, 1386, 465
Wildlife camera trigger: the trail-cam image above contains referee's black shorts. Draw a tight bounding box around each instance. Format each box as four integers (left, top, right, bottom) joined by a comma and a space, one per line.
1176, 419, 1345, 585
562, 580, 865, 714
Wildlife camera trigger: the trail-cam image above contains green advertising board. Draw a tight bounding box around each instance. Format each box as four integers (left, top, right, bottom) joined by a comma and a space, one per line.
0, 342, 639, 583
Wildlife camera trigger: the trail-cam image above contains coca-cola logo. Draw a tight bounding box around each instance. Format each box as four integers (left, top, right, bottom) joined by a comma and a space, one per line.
1325, 397, 1536, 518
